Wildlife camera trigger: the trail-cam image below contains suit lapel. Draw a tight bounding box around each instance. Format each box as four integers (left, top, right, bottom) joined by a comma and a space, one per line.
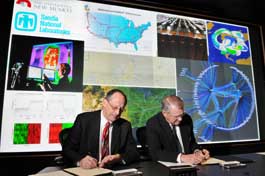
179, 125, 187, 153
158, 114, 177, 148
88, 111, 101, 159
111, 120, 120, 154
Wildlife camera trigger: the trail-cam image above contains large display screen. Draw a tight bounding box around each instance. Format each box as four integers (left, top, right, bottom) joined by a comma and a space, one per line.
0, 0, 262, 152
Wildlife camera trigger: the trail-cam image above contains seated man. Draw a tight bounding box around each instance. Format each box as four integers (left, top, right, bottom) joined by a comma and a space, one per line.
63, 89, 139, 168
146, 95, 210, 164
41, 63, 71, 91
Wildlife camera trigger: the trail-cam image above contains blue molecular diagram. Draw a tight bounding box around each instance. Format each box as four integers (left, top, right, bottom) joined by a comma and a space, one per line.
207, 21, 251, 65
178, 61, 256, 142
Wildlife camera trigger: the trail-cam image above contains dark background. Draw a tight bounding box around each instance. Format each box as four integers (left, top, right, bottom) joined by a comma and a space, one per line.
0, 0, 265, 175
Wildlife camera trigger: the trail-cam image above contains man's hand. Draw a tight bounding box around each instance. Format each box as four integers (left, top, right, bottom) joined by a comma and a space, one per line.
181, 149, 210, 165
201, 149, 210, 160
79, 155, 98, 169
181, 153, 204, 164
99, 154, 121, 168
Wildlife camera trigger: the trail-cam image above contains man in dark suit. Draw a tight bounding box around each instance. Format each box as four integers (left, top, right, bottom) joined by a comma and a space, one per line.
146, 95, 210, 164
63, 89, 139, 168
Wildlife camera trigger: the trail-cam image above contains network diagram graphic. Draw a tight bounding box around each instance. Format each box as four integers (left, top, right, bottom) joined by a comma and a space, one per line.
179, 62, 255, 142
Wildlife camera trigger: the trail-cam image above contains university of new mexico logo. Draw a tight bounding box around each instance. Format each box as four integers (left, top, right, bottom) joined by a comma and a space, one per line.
16, 0, 32, 8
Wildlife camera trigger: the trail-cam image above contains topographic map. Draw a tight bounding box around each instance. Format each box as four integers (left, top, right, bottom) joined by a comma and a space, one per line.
83, 52, 176, 88
82, 85, 176, 127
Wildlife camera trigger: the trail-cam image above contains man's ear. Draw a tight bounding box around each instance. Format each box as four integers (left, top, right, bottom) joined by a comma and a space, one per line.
102, 98, 107, 107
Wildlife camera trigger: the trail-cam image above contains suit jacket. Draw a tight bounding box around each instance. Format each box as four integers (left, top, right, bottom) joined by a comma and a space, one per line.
63, 110, 139, 166
146, 112, 199, 162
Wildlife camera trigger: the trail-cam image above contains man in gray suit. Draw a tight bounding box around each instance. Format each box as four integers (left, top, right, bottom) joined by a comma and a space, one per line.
63, 89, 139, 168
146, 95, 210, 164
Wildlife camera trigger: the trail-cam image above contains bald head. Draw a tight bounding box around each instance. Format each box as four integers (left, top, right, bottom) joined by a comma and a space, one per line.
102, 89, 127, 122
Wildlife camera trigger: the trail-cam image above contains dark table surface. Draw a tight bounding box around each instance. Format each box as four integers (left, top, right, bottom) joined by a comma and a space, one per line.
36, 152, 265, 176
113, 153, 265, 176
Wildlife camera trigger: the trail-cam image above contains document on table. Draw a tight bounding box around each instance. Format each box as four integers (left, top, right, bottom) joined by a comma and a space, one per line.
112, 168, 142, 176
64, 167, 112, 176
29, 170, 73, 176
201, 157, 226, 165
257, 152, 265, 155
158, 161, 194, 168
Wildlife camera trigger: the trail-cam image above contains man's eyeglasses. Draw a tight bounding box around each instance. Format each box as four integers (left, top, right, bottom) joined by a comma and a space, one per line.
168, 112, 184, 119
106, 99, 125, 113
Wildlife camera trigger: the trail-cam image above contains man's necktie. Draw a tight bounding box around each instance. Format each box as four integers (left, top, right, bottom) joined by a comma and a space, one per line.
101, 122, 110, 160
172, 125, 182, 153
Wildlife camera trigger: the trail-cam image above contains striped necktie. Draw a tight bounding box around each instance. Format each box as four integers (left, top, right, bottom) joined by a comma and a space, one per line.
101, 122, 110, 160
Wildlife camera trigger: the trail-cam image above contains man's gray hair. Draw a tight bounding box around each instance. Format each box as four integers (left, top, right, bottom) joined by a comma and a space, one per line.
161, 95, 184, 112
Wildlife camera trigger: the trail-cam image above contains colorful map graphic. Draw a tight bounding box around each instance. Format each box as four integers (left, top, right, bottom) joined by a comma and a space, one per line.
85, 5, 151, 51
83, 85, 175, 128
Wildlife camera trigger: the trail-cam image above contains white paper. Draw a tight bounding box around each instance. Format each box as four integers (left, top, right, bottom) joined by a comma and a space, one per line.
112, 168, 139, 175
158, 161, 194, 168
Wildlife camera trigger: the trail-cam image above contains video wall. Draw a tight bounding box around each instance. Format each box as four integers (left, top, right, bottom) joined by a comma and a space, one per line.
0, 0, 260, 152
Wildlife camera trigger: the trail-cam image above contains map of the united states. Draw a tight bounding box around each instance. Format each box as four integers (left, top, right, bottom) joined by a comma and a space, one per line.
87, 12, 151, 50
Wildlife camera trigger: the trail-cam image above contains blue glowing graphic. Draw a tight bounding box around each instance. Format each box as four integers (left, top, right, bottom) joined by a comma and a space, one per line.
211, 28, 248, 57
178, 61, 256, 142
84, 5, 151, 50
207, 21, 251, 65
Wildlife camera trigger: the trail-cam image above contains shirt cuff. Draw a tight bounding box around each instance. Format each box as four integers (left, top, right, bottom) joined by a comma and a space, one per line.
121, 159, 126, 165
119, 154, 126, 165
177, 153, 182, 163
